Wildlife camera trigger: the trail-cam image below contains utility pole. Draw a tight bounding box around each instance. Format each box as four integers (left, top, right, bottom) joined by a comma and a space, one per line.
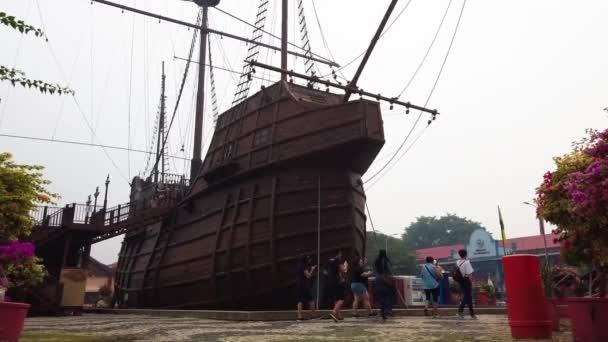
191, 4, 210, 179
281, 0, 288, 81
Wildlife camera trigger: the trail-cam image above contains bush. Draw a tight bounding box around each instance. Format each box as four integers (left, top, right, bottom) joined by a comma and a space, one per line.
536, 128, 608, 296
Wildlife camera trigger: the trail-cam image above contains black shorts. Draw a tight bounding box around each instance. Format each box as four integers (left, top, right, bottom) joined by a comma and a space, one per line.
424, 287, 440, 303
298, 287, 313, 303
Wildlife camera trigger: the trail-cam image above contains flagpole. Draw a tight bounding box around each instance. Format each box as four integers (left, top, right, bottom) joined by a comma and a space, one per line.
498, 205, 507, 255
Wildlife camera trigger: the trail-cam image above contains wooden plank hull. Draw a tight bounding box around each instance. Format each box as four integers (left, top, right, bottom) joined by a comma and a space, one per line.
115, 82, 384, 309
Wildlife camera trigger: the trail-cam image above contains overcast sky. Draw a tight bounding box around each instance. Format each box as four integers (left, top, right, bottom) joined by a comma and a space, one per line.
1, 0, 607, 264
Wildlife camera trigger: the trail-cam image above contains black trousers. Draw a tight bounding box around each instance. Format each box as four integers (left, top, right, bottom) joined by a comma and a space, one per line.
458, 278, 475, 315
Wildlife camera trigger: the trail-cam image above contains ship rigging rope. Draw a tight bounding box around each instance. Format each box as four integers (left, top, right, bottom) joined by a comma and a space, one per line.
50, 23, 88, 139
364, 0, 468, 186
34, 0, 130, 185
211, 6, 336, 66
364, 199, 382, 251
365, 128, 426, 191
127, 0, 137, 180
317, 0, 414, 79
0, 133, 190, 161
0, 0, 33, 129
396, 0, 453, 98
310, 0, 347, 82
149, 8, 203, 179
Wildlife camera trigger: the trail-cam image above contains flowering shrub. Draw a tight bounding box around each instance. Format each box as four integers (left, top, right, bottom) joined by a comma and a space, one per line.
0, 241, 35, 263
0, 241, 45, 290
536, 128, 608, 295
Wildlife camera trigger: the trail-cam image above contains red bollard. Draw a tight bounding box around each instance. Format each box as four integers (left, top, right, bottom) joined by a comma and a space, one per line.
503, 255, 552, 339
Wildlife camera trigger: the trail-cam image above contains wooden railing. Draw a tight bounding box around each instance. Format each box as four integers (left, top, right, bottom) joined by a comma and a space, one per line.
30, 176, 187, 243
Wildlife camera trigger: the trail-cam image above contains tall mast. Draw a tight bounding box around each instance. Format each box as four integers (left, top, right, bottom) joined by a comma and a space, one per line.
154, 61, 167, 184
281, 0, 288, 81
160, 61, 166, 183
343, 0, 399, 103
190, 5, 210, 179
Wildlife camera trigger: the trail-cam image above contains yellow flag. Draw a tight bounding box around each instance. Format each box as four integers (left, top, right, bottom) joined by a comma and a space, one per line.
498, 205, 507, 245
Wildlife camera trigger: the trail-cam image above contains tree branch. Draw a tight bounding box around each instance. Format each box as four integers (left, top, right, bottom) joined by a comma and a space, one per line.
0, 65, 74, 95
0, 12, 45, 38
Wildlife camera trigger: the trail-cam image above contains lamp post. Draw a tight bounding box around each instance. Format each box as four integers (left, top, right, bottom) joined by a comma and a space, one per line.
85, 195, 92, 224
103, 175, 110, 213
384, 233, 402, 254
523, 201, 549, 264
93, 186, 100, 213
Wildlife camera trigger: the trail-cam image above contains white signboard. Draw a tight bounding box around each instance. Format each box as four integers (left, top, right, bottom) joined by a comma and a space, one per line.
466, 229, 497, 258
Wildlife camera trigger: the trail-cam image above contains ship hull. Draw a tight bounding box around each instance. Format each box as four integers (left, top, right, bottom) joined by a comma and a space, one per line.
115, 82, 384, 309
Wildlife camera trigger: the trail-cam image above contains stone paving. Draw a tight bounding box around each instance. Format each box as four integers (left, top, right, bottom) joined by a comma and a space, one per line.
22, 314, 573, 342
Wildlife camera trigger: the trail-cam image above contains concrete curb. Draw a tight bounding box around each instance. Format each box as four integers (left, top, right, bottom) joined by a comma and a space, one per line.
84, 307, 507, 321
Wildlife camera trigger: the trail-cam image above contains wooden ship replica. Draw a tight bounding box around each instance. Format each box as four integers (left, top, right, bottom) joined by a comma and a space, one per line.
29, 0, 438, 311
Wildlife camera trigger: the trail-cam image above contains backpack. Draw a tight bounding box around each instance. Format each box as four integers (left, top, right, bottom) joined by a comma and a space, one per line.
452, 261, 465, 283
424, 264, 442, 282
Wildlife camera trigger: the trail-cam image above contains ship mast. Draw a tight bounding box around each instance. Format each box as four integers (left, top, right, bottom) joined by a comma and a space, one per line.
90, 0, 339, 181
343, 0, 399, 103
190, 3, 210, 179
281, 0, 288, 81
154, 61, 167, 184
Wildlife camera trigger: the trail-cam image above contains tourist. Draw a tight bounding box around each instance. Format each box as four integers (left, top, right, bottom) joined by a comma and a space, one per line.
296, 255, 318, 320
456, 249, 477, 319
323, 251, 342, 307
351, 257, 373, 318
374, 249, 395, 321
329, 258, 348, 322
421, 256, 442, 318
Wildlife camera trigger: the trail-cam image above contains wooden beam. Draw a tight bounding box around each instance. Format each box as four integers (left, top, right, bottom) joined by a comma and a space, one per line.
90, 0, 339, 67
250, 61, 439, 115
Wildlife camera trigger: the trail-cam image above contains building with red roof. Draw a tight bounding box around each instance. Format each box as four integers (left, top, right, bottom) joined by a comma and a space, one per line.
415, 233, 560, 263
414, 230, 561, 296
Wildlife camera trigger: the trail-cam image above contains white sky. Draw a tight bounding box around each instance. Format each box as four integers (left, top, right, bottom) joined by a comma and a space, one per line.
1, 0, 606, 264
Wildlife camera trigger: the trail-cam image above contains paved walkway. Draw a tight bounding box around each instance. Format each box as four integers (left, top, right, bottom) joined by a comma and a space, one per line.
22, 314, 572, 341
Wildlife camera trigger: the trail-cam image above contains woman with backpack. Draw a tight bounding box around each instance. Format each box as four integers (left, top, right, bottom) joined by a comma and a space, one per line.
421, 256, 443, 318
454, 249, 477, 320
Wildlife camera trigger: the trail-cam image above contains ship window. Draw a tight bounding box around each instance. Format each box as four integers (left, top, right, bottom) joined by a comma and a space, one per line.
253, 128, 271, 147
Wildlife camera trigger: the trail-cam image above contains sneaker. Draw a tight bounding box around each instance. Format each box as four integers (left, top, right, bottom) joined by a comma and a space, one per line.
470, 315, 478, 320
329, 312, 339, 322
456, 313, 465, 320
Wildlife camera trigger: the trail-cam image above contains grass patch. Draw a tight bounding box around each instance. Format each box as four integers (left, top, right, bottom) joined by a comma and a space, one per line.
20, 332, 135, 342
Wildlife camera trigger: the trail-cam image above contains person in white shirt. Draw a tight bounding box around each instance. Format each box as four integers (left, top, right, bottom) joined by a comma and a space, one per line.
456, 249, 477, 319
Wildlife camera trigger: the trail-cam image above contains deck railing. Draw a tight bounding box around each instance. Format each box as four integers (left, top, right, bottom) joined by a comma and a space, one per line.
31, 175, 187, 241
100, 190, 178, 227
